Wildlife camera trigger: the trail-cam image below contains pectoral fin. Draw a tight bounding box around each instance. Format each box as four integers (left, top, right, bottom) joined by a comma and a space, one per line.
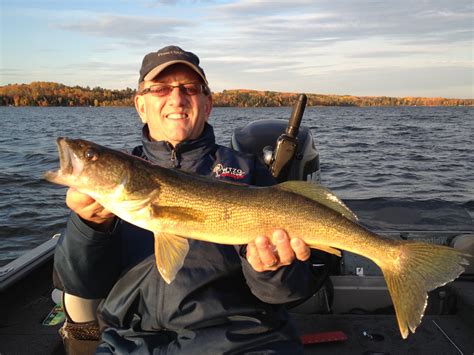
275, 181, 358, 222
153, 232, 190, 284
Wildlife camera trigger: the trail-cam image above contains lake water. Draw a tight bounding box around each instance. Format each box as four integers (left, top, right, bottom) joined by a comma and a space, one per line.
0, 106, 473, 266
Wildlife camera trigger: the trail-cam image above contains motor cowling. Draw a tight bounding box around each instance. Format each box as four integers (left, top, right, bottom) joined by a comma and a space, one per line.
231, 119, 320, 183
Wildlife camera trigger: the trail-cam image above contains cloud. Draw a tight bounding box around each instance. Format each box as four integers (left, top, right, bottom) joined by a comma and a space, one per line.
191, 0, 473, 92
310, 65, 474, 98
47, 1, 473, 62
209, 0, 473, 46
140, 0, 217, 6
53, 14, 193, 40
209, 62, 473, 98
348, 50, 432, 59
0, 68, 24, 83
2, 0, 472, 97
213, 0, 311, 16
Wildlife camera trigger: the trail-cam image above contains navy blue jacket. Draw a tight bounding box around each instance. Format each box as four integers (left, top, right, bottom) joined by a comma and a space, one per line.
54, 124, 319, 354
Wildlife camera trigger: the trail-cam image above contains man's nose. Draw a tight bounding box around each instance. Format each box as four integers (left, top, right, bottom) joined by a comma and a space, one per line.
168, 86, 186, 104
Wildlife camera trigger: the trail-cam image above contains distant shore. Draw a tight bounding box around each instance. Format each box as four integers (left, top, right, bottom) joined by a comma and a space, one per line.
1, 82, 472, 107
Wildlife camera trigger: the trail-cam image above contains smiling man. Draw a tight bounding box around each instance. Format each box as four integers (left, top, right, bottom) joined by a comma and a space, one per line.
135, 64, 212, 145
54, 46, 320, 354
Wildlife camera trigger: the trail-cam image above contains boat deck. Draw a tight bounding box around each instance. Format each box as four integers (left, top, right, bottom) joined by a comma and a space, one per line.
293, 279, 474, 354
2, 267, 473, 354
0, 259, 64, 354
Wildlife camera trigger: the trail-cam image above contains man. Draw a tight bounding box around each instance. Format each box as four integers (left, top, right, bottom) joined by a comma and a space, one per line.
54, 46, 320, 354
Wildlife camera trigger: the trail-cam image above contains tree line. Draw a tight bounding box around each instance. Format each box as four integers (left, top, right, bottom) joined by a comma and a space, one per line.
0, 82, 135, 107
1, 82, 472, 107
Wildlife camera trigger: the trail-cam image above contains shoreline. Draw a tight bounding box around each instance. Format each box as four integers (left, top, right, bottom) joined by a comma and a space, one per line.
1, 82, 472, 108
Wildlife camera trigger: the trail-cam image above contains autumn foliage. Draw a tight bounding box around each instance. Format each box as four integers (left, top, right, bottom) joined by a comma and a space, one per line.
1, 82, 472, 107
0, 82, 135, 107
214, 90, 473, 107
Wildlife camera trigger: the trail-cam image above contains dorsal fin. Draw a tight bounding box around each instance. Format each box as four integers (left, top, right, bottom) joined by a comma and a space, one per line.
275, 181, 358, 222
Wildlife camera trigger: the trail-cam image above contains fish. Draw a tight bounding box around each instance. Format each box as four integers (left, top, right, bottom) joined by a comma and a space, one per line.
44, 137, 470, 339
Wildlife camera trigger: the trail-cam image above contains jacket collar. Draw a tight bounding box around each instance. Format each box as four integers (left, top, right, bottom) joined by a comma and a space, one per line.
141, 123, 217, 169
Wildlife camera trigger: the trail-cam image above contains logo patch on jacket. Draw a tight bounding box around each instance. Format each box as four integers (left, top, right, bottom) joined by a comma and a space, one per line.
212, 164, 247, 180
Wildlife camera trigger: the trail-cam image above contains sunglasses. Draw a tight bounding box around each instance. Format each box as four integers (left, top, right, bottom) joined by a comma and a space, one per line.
139, 83, 209, 97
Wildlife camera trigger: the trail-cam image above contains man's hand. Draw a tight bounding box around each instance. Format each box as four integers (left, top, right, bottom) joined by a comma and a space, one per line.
246, 229, 311, 272
66, 187, 115, 231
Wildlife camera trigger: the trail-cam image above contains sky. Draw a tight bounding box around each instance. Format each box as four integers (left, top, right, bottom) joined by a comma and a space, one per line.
1, 0, 473, 98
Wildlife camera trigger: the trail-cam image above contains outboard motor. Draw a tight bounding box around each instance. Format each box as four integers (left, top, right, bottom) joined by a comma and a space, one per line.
231, 94, 320, 183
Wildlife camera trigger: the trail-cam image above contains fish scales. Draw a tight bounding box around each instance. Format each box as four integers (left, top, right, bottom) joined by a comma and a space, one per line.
157, 178, 396, 266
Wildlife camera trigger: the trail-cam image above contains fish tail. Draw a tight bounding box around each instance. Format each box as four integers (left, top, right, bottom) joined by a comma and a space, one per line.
381, 242, 470, 339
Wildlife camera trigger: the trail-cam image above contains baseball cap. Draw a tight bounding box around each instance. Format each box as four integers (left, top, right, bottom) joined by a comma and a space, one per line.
138, 45, 208, 85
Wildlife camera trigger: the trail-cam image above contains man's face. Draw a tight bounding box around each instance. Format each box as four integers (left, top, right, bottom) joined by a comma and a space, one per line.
135, 64, 212, 146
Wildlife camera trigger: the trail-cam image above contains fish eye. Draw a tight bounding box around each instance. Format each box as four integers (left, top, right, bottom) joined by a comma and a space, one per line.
84, 148, 99, 161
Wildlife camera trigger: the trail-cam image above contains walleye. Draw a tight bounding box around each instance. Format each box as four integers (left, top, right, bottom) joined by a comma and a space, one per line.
45, 137, 470, 339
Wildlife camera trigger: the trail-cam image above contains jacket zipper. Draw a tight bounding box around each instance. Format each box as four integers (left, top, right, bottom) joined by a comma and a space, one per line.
170, 145, 180, 168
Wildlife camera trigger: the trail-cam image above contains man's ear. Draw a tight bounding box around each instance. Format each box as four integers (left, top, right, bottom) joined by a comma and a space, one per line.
204, 95, 213, 122
135, 94, 147, 124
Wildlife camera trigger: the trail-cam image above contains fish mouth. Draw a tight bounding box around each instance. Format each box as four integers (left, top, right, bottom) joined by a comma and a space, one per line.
44, 137, 84, 184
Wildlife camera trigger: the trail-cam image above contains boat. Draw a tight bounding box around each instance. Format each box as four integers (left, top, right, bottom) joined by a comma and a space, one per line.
1, 97, 473, 354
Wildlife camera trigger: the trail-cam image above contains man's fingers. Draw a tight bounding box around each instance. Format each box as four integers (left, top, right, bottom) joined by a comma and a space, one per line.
247, 231, 311, 272
66, 187, 114, 225
66, 187, 95, 209
246, 241, 265, 271
255, 236, 278, 268
272, 230, 294, 265
291, 238, 311, 261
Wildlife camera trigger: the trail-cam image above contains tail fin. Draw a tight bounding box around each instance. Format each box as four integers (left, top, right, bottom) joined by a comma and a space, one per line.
381, 242, 470, 339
